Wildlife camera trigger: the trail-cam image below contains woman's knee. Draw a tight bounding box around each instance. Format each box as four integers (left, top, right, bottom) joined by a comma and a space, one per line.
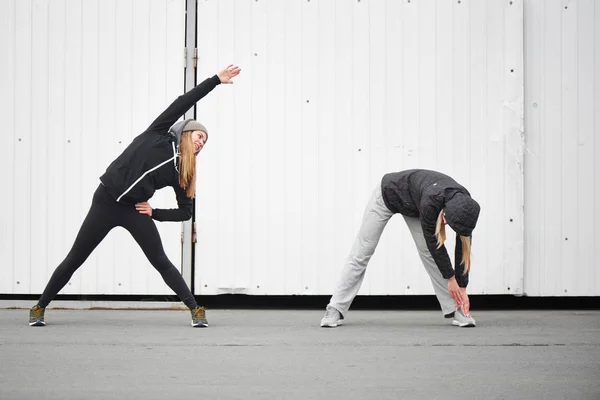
58, 254, 87, 275
147, 253, 175, 272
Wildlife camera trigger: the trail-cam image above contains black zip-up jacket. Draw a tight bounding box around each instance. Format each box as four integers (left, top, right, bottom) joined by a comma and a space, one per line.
381, 169, 481, 287
100, 75, 221, 221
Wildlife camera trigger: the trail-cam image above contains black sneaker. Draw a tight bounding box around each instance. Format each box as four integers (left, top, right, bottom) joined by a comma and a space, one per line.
191, 306, 208, 327
29, 305, 46, 326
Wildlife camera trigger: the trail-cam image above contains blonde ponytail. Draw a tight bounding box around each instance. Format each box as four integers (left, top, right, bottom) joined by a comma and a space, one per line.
435, 210, 446, 249
436, 210, 472, 275
460, 235, 472, 274
178, 131, 197, 198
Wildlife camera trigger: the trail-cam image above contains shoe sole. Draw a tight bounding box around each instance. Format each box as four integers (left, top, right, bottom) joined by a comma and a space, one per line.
452, 320, 476, 328
320, 321, 342, 328
191, 322, 208, 328
29, 321, 45, 327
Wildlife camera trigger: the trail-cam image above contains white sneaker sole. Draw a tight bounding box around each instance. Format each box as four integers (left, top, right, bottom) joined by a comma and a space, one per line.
452, 320, 476, 328
29, 321, 45, 327
191, 322, 208, 328
320, 320, 343, 328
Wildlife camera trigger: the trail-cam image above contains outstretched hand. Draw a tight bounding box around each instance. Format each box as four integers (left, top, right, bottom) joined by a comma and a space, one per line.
135, 202, 153, 217
447, 277, 462, 309
217, 64, 241, 84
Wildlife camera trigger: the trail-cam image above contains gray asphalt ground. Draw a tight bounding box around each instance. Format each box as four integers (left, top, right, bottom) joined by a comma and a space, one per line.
0, 309, 598, 400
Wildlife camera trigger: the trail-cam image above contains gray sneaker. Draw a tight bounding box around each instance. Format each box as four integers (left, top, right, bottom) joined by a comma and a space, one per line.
191, 306, 208, 328
452, 308, 476, 327
320, 306, 343, 328
29, 305, 45, 327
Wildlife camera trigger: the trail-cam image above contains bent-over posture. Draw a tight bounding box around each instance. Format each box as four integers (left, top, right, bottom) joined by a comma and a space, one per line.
321, 169, 481, 328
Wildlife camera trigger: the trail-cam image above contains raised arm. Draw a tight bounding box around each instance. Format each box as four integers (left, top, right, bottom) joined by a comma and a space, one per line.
146, 65, 241, 134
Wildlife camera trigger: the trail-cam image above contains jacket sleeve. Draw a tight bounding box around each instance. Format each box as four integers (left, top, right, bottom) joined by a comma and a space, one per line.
454, 236, 470, 288
146, 75, 221, 134
151, 186, 193, 222
420, 203, 456, 281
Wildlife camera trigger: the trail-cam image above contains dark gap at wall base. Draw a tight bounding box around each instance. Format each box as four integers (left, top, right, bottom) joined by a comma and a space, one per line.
2, 294, 599, 310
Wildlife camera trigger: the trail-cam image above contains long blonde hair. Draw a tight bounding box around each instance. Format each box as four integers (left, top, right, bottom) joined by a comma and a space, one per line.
435, 210, 472, 274
178, 131, 196, 198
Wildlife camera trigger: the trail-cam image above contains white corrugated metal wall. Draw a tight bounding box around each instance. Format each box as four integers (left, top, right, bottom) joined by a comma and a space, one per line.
2, 0, 596, 298
0, 0, 186, 295
524, 0, 600, 296
193, 0, 525, 295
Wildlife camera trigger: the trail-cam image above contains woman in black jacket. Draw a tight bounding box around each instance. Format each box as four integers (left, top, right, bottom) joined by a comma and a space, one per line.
29, 64, 241, 328
320, 169, 481, 328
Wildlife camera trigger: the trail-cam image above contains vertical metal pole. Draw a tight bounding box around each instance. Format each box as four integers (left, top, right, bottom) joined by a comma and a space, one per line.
181, 0, 197, 291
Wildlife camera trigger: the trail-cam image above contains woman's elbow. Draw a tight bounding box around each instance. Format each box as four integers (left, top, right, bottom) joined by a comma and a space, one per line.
181, 209, 193, 221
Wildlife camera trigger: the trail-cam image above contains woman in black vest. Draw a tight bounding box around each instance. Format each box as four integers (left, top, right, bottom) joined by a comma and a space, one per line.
29, 65, 241, 328
321, 169, 481, 328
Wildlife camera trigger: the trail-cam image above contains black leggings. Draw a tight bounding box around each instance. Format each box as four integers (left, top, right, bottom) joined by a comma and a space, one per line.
38, 184, 197, 309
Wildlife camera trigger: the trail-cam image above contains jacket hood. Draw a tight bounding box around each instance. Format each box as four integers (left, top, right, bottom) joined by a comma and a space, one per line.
444, 192, 481, 237
168, 119, 194, 151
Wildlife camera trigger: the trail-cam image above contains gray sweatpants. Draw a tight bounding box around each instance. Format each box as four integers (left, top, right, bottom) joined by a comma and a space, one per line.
328, 185, 456, 317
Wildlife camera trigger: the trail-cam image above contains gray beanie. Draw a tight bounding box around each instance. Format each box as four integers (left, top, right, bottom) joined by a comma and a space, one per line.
182, 120, 208, 135
444, 193, 481, 237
